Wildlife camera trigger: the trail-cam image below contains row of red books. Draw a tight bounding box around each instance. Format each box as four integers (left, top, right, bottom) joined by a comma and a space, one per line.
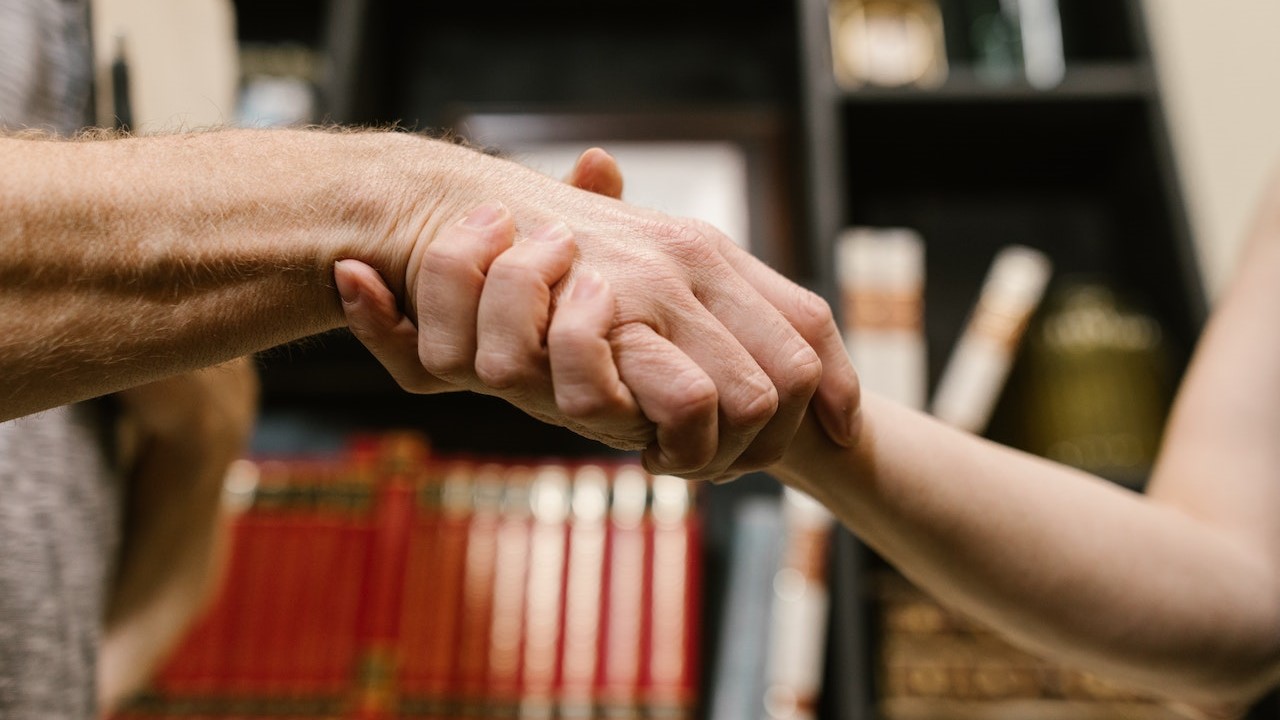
114, 433, 701, 720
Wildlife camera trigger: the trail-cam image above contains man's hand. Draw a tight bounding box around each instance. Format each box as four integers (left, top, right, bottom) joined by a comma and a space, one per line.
100, 358, 258, 710
337, 149, 649, 450
344, 146, 860, 480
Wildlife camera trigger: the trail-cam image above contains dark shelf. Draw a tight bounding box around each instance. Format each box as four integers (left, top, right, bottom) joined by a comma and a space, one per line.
232, 0, 1243, 716
796, 1, 1209, 718
836, 62, 1155, 104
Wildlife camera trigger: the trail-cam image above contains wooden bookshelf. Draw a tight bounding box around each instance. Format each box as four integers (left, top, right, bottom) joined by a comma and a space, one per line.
230, 0, 1256, 717
795, 0, 1214, 718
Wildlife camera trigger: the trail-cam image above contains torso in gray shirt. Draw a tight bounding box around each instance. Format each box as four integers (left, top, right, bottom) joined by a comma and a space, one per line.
0, 1, 123, 717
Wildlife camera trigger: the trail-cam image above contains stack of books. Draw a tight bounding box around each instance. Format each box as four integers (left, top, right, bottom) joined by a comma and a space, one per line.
113, 433, 701, 720
876, 572, 1178, 719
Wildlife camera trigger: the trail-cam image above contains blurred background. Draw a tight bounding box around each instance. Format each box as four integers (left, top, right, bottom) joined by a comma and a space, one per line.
93, 1, 1280, 719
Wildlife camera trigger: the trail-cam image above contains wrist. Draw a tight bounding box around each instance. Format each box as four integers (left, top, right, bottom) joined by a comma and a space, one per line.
368, 135, 592, 320
356, 134, 510, 320
772, 404, 877, 507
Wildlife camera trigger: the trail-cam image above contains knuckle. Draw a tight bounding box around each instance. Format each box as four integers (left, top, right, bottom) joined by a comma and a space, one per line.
777, 343, 823, 402
423, 237, 478, 274
557, 386, 627, 421
793, 287, 836, 335
547, 314, 596, 352
557, 393, 605, 420
486, 251, 542, 285
420, 347, 471, 381
663, 224, 720, 269
723, 376, 779, 429
473, 350, 532, 391
662, 372, 718, 424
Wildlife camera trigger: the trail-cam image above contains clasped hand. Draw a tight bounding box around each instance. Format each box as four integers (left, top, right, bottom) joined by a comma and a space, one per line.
335, 149, 860, 481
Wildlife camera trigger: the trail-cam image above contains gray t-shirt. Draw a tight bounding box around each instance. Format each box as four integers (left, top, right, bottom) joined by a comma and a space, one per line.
0, 1, 123, 718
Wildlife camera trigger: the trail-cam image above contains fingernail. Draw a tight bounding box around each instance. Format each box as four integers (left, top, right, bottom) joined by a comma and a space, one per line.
569, 271, 605, 301
530, 220, 572, 243
333, 260, 360, 305
460, 201, 507, 229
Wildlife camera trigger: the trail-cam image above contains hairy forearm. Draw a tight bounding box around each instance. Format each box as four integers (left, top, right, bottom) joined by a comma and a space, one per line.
776, 394, 1280, 705
0, 128, 477, 421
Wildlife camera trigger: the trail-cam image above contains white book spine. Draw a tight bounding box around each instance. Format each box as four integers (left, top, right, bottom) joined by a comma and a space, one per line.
1016, 0, 1066, 89
931, 245, 1053, 434
837, 227, 928, 410
763, 488, 834, 720
559, 465, 610, 712
520, 465, 570, 719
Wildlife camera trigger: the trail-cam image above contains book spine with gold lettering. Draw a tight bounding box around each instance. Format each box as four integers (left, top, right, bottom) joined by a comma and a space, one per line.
395, 457, 463, 718
350, 435, 427, 719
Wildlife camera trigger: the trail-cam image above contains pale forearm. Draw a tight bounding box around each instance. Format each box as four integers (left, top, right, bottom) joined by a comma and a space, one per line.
1147, 208, 1280, 565
776, 394, 1280, 704
0, 128, 474, 420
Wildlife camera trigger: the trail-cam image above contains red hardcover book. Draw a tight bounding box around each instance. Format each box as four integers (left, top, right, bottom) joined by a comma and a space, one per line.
331, 460, 375, 701
287, 458, 361, 704
229, 461, 291, 705
118, 444, 383, 719
351, 434, 427, 719
557, 464, 610, 718
452, 463, 505, 716
397, 458, 472, 718
145, 453, 259, 703
487, 465, 534, 715
261, 462, 309, 701
294, 460, 333, 698
518, 464, 571, 718
644, 475, 700, 720
598, 465, 651, 720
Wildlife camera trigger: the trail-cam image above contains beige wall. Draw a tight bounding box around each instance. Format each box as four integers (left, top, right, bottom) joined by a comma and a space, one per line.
1144, 0, 1280, 299
90, 0, 237, 133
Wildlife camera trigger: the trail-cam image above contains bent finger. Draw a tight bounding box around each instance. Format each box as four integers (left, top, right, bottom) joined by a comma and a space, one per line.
693, 257, 821, 474
473, 220, 577, 397
335, 259, 453, 394
416, 201, 516, 385
612, 322, 720, 477
548, 270, 646, 448
719, 239, 862, 447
